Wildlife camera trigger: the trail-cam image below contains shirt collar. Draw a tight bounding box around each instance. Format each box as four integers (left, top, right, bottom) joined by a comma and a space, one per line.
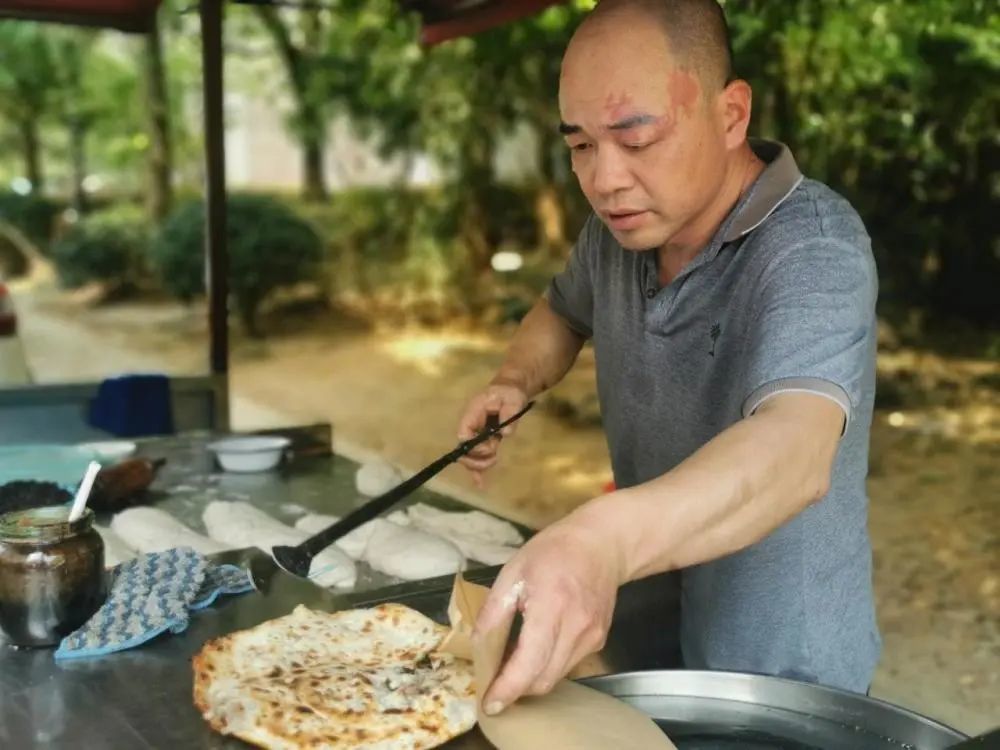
721, 138, 803, 243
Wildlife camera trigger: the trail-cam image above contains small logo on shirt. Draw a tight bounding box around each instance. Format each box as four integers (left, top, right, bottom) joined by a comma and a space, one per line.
709, 323, 721, 357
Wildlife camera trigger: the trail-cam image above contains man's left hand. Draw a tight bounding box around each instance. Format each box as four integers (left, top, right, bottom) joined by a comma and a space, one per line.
474, 511, 623, 715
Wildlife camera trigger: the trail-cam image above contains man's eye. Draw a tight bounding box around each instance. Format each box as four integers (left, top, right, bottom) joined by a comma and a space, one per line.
570, 143, 592, 153
624, 142, 649, 152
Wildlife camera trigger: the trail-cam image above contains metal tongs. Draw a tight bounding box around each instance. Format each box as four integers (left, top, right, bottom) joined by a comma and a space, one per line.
272, 402, 534, 579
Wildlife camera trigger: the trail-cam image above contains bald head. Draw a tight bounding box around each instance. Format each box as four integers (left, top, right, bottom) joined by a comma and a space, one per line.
557, 0, 755, 255
579, 0, 733, 94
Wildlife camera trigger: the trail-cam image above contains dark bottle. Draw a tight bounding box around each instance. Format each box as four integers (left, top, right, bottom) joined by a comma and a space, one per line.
0, 506, 106, 647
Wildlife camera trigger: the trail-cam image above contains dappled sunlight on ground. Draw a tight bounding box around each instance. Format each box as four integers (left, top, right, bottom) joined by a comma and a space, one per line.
379, 330, 496, 378
542, 452, 613, 494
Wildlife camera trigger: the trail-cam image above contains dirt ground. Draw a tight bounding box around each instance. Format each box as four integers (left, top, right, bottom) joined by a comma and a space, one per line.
10, 272, 1000, 735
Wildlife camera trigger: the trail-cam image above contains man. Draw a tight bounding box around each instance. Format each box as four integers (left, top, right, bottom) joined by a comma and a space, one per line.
456, 0, 881, 715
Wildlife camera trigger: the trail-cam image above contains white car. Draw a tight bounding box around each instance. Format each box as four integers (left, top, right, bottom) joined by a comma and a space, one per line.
0, 278, 31, 386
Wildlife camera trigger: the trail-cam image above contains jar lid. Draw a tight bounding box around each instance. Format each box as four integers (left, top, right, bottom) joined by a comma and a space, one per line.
0, 505, 93, 541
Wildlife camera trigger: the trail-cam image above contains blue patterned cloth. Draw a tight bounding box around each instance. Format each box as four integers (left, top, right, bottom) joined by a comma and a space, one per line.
55, 547, 254, 661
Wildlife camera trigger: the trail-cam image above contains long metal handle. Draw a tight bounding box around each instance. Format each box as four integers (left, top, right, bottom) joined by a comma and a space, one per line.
299, 402, 533, 557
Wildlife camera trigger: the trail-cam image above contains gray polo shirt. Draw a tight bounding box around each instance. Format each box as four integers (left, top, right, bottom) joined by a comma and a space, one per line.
547, 139, 881, 692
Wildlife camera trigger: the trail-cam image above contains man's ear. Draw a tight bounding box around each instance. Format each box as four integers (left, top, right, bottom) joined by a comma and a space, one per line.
719, 79, 753, 150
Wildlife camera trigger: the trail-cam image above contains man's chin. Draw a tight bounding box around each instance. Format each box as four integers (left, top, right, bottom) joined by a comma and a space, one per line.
607, 224, 665, 252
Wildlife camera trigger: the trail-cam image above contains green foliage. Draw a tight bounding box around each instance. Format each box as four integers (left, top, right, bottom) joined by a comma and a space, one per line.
729, 0, 999, 324
9, 0, 996, 329
50, 205, 150, 291
292, 183, 549, 319
151, 195, 323, 335
0, 192, 61, 251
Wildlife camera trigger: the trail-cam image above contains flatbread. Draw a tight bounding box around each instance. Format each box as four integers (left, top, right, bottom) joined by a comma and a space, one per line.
295, 515, 465, 581
392, 504, 522, 566
111, 507, 232, 556
193, 603, 476, 750
405, 503, 523, 546
355, 460, 403, 498
203, 501, 356, 589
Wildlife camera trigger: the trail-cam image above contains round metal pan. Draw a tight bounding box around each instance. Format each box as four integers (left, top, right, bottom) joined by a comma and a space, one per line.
583, 670, 967, 749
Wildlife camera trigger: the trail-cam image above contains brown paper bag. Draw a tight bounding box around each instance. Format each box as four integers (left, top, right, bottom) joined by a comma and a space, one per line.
440, 574, 677, 750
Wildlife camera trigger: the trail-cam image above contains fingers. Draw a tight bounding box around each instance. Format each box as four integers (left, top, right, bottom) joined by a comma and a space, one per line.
482, 609, 557, 714
458, 387, 527, 440
456, 383, 527, 481
495, 393, 527, 438
474, 573, 525, 714
525, 621, 580, 696
528, 617, 605, 696
459, 445, 500, 471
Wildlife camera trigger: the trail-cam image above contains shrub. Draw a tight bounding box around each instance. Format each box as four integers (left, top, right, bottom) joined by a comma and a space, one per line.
0, 192, 61, 252
49, 206, 150, 294
150, 195, 323, 336
294, 184, 551, 321
0, 231, 29, 278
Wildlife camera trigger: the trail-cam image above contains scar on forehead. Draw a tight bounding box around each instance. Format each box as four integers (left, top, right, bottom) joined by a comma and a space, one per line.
603, 91, 634, 120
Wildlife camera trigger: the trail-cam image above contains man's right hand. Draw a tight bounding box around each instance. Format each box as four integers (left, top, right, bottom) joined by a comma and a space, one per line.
456, 382, 529, 487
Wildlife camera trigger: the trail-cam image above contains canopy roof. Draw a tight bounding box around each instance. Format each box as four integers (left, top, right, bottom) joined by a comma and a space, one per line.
0, 0, 563, 40
403, 0, 565, 44
0, 0, 163, 32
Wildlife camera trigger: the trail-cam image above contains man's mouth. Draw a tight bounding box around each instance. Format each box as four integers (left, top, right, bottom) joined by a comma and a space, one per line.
604, 209, 649, 230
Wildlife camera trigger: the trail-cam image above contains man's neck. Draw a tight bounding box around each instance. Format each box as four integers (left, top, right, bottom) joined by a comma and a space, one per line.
657, 144, 765, 286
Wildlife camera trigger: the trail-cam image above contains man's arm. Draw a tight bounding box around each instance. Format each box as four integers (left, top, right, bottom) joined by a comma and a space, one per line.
491, 298, 587, 398
475, 391, 844, 712
579, 391, 843, 578
457, 298, 586, 479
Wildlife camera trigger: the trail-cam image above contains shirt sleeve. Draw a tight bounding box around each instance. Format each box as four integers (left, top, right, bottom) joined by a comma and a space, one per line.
741, 236, 878, 432
545, 214, 599, 339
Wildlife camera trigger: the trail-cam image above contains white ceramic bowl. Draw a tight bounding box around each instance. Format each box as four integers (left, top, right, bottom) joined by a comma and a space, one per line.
207, 436, 291, 473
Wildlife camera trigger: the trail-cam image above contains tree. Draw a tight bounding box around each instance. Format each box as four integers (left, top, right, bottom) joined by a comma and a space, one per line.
318, 1, 592, 267
0, 24, 61, 193
241, 4, 334, 201
151, 196, 324, 336
143, 8, 174, 221
730, 0, 999, 324
48, 30, 147, 213
53, 33, 93, 213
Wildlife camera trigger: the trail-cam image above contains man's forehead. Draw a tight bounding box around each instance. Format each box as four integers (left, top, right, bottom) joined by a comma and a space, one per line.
559, 67, 700, 130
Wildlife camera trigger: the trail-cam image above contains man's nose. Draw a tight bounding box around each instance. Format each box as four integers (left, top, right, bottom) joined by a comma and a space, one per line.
592, 145, 634, 197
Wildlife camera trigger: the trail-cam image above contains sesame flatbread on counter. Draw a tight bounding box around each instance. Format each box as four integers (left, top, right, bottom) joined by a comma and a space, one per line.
192, 603, 476, 750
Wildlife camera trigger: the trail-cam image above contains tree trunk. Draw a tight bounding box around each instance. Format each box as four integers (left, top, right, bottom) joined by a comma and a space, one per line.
458, 149, 494, 274
143, 11, 173, 221
238, 293, 262, 338
534, 127, 568, 256
254, 6, 328, 201
300, 8, 327, 201
19, 119, 43, 193
69, 116, 88, 213
300, 105, 328, 201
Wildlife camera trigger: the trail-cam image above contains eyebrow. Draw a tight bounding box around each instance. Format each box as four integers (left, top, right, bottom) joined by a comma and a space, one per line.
608, 114, 660, 130
558, 113, 660, 136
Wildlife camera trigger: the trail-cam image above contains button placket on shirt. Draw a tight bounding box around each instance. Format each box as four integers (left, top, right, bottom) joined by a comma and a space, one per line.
643, 253, 698, 328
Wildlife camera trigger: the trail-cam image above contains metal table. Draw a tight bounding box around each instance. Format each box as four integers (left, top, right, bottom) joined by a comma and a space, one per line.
0, 428, 683, 748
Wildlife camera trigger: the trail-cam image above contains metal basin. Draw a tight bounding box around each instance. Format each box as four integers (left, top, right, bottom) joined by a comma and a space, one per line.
582, 670, 967, 750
